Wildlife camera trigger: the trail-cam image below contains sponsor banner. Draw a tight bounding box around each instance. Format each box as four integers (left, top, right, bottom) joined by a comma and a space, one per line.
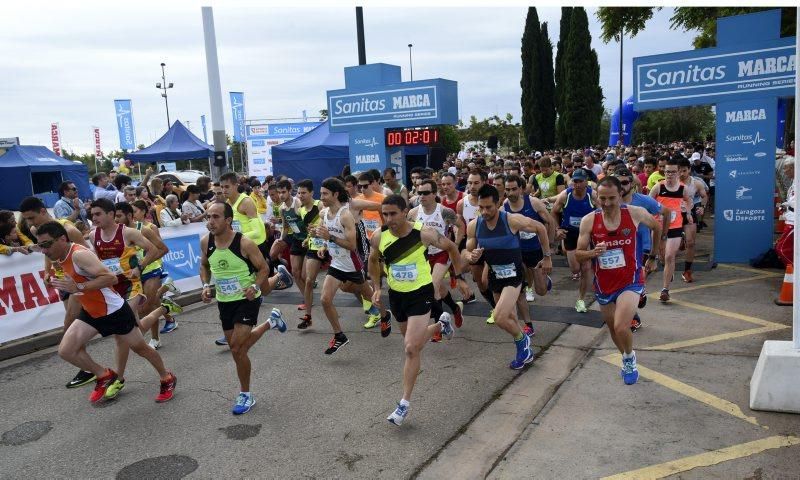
0, 137, 19, 148
92, 127, 102, 159
327, 79, 458, 132
388, 147, 405, 182
229, 92, 246, 142
0, 223, 211, 343
349, 128, 387, 172
114, 99, 136, 150
714, 98, 776, 262
633, 36, 795, 110
245, 122, 320, 178
157, 162, 177, 172
0, 252, 65, 344
50, 123, 61, 156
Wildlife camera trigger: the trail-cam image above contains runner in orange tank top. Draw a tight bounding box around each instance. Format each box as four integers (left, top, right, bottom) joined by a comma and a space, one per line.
35, 221, 176, 404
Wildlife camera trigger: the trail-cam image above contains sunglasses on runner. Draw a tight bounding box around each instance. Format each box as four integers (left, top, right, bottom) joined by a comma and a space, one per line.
37, 239, 55, 249
358, 184, 369, 189
417, 190, 434, 195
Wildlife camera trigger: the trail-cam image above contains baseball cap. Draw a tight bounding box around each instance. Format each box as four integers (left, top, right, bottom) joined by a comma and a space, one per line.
612, 167, 633, 178
571, 169, 588, 181
690, 152, 702, 161
534, 151, 542, 159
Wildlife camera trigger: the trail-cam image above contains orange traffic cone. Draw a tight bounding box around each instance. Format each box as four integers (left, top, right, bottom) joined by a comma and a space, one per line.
775, 264, 793, 306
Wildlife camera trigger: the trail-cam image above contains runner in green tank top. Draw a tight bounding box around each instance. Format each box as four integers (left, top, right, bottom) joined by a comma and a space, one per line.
200, 202, 293, 415
368, 194, 463, 427
296, 180, 324, 323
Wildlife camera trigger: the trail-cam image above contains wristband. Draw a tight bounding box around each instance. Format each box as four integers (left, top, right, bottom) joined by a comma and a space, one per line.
202, 283, 211, 289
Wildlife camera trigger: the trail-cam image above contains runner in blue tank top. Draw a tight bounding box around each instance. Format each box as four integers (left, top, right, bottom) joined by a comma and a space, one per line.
551, 168, 598, 313
465, 185, 553, 370
503, 174, 556, 336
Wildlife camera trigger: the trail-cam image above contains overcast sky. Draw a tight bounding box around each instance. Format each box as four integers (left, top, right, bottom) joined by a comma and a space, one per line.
0, 3, 695, 154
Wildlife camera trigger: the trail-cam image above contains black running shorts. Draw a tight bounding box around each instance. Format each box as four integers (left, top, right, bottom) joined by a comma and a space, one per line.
328, 267, 365, 285
389, 283, 434, 323
521, 249, 544, 269
77, 302, 136, 338
563, 229, 579, 251
217, 297, 262, 331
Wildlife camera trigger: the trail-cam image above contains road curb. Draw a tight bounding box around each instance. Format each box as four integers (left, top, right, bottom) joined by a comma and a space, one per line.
415, 323, 607, 480
0, 290, 204, 362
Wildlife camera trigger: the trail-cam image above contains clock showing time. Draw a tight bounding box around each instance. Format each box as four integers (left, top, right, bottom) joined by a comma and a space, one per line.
385, 127, 441, 147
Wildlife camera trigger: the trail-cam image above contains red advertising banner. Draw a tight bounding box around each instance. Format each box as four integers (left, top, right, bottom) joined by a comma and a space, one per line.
50, 122, 61, 156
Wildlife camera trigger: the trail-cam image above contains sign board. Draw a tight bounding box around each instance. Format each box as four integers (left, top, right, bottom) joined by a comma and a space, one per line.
50, 123, 61, 156
114, 99, 136, 150
245, 122, 320, 178
0, 137, 19, 148
229, 92, 246, 142
157, 162, 177, 172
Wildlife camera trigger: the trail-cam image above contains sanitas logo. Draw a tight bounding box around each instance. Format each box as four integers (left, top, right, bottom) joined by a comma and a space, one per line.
164, 242, 201, 271
725, 109, 766, 123
354, 137, 379, 148
333, 98, 386, 115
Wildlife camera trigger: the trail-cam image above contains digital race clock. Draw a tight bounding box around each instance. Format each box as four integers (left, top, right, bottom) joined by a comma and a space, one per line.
385, 127, 441, 147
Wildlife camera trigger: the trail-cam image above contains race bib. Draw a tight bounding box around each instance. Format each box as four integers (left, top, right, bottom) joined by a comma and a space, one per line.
492, 263, 516, 279
519, 231, 537, 240
363, 219, 379, 233
390, 263, 418, 282
569, 216, 582, 227
216, 277, 243, 296
598, 248, 626, 270
232, 220, 242, 233
309, 237, 326, 250
670, 210, 678, 222
327, 240, 343, 257
288, 220, 301, 234
541, 181, 550, 192
101, 258, 123, 276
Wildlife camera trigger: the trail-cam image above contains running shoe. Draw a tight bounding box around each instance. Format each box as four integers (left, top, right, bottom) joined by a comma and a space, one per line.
215, 336, 228, 346
161, 297, 183, 315
431, 330, 442, 343
271, 308, 287, 333
630, 313, 642, 332
313, 280, 318, 288
439, 312, 454, 340
525, 287, 535, 303
103, 379, 125, 400
148, 338, 161, 350
387, 402, 409, 426
380, 311, 392, 338
160, 320, 178, 334
575, 299, 588, 313
454, 301, 464, 328
486, 310, 495, 325
89, 369, 118, 403
66, 370, 95, 389
297, 315, 313, 330
659, 288, 670, 303
523, 323, 535, 337
232, 392, 255, 415
155, 373, 177, 403
163, 277, 181, 296
638, 290, 648, 309
363, 313, 381, 329
297, 304, 306, 311
324, 335, 349, 355
510, 335, 534, 370
621, 354, 639, 385
274, 265, 293, 290
681, 271, 694, 283
463, 293, 477, 304
571, 273, 581, 281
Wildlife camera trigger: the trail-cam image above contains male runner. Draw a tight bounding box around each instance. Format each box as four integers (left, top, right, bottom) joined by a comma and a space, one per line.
503, 174, 555, 330
383, 167, 408, 201
312, 178, 391, 353
275, 178, 309, 303
36, 221, 176, 403
457, 170, 495, 321
19, 196, 92, 388
356, 172, 385, 239
295, 179, 325, 325
439, 172, 473, 303
551, 169, 598, 312
369, 195, 460, 426
575, 177, 661, 385
610, 168, 670, 331
678, 157, 708, 283
465, 185, 552, 369
408, 179, 465, 331
650, 158, 692, 302
535, 156, 566, 200
200, 202, 288, 415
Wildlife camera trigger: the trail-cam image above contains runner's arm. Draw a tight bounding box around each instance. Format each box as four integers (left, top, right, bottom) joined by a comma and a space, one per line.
630, 205, 662, 257
143, 224, 169, 260
238, 197, 267, 244
65, 224, 89, 248
368, 231, 383, 292
574, 214, 599, 264
240, 236, 269, 293
696, 179, 708, 215
56, 249, 118, 292
123, 227, 159, 272
421, 225, 462, 273
331, 209, 357, 251
531, 196, 557, 245
348, 197, 381, 212
406, 206, 418, 222
441, 206, 464, 246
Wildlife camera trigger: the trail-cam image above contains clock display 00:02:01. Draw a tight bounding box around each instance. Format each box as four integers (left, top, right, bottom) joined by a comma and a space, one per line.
385, 127, 440, 147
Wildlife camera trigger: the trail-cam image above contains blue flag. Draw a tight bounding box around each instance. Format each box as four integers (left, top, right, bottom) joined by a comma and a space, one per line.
114, 99, 136, 150
229, 92, 246, 142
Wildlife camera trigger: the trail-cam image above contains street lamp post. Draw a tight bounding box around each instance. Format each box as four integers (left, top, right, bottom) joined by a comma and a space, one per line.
408, 43, 413, 81
156, 62, 174, 131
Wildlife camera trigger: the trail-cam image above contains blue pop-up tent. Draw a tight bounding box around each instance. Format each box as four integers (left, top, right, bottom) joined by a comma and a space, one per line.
125, 120, 212, 163
271, 120, 349, 187
0, 145, 91, 209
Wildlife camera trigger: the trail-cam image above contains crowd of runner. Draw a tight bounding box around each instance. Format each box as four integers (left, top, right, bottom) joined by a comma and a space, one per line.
0, 140, 753, 425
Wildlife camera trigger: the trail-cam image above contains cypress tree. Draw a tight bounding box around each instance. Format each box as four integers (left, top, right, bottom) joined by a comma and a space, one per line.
561, 7, 604, 148
521, 7, 543, 149
540, 22, 556, 149
555, 7, 573, 145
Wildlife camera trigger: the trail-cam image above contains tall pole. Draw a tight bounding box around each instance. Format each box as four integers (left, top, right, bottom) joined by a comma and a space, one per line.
793, 16, 799, 351
408, 44, 414, 81
618, 28, 624, 146
356, 7, 366, 65
161, 63, 171, 130
202, 7, 228, 180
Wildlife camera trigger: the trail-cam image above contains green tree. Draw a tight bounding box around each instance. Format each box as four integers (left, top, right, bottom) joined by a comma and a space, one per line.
561, 8, 604, 148
457, 114, 526, 155
554, 7, 573, 145
439, 124, 462, 154
632, 106, 715, 144
540, 22, 556, 149
520, 7, 544, 149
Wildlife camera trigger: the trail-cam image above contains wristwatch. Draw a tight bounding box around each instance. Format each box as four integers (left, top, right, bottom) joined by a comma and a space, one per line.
76, 282, 85, 291
543, 252, 552, 257
203, 283, 211, 289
